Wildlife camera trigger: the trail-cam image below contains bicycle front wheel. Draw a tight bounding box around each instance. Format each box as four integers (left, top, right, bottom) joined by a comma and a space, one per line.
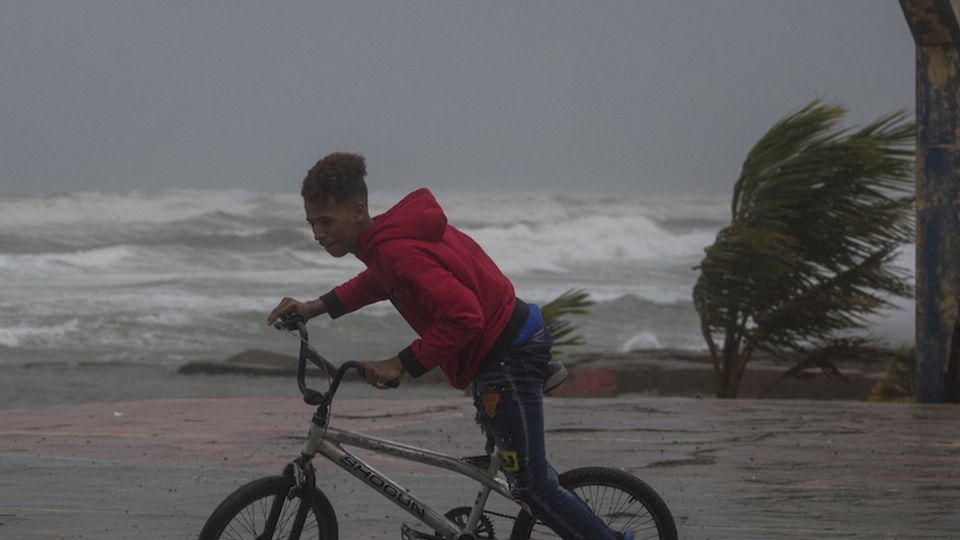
199, 475, 338, 540
510, 467, 677, 540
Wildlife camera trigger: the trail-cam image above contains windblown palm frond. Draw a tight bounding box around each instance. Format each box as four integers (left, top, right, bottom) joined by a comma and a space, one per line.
541, 289, 593, 350
694, 100, 915, 398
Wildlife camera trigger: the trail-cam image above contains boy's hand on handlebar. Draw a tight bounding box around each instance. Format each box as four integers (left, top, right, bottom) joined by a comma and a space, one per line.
362, 357, 404, 389
267, 297, 327, 326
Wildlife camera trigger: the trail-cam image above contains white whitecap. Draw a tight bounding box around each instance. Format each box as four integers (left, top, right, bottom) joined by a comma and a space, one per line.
0, 245, 138, 273
0, 190, 261, 228
0, 319, 80, 348
620, 331, 662, 352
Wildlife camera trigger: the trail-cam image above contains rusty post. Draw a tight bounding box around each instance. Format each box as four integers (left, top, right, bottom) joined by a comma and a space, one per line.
899, 0, 960, 403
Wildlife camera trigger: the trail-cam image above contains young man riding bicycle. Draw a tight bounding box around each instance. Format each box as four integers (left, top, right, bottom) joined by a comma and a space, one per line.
267, 152, 636, 540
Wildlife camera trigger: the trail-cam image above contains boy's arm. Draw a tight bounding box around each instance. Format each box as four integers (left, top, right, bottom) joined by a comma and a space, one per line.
392, 254, 484, 378
321, 268, 390, 319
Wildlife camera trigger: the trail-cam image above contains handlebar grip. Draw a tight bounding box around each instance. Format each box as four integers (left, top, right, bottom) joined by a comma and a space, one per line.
273, 313, 305, 331
355, 364, 401, 389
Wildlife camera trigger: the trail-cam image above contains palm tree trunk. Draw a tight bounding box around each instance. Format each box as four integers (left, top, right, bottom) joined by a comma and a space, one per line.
701, 323, 723, 397
719, 328, 739, 398
727, 328, 764, 398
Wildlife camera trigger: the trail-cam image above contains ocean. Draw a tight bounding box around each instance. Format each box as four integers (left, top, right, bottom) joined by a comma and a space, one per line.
0, 190, 915, 371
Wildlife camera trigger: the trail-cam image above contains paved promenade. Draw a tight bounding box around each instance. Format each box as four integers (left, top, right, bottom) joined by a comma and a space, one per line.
1, 394, 958, 539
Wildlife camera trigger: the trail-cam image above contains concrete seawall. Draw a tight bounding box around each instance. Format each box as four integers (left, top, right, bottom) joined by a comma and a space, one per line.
180, 349, 889, 400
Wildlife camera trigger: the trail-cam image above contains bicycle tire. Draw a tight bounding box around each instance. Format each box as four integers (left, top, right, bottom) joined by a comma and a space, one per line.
510, 467, 677, 540
199, 475, 338, 540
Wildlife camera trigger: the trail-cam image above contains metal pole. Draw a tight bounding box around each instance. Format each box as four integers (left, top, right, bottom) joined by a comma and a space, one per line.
899, 0, 960, 403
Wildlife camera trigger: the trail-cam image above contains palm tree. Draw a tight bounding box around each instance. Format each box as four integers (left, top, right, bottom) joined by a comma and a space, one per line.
693, 100, 915, 398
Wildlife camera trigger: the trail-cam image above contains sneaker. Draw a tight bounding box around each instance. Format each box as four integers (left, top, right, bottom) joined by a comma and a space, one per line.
543, 357, 568, 393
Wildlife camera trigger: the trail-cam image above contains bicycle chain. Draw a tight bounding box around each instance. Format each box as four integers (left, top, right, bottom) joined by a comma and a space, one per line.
480, 509, 518, 522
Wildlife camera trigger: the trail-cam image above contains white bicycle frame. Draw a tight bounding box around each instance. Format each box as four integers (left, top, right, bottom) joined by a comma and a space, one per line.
273, 320, 517, 539
300, 421, 514, 539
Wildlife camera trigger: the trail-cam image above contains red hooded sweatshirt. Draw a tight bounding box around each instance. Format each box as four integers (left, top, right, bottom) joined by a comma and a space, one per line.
319, 189, 519, 389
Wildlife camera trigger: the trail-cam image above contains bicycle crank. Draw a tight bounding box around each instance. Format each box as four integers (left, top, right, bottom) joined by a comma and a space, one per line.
400, 523, 444, 540
401, 522, 481, 540
438, 506, 495, 539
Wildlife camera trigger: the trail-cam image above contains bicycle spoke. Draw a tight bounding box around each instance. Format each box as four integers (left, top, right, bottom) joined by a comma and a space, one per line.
274, 501, 295, 537
585, 486, 658, 538
523, 482, 664, 539
226, 500, 262, 539
579, 484, 659, 539
212, 490, 323, 540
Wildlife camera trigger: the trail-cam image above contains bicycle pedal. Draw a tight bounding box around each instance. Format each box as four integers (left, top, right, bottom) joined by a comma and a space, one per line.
400, 522, 443, 540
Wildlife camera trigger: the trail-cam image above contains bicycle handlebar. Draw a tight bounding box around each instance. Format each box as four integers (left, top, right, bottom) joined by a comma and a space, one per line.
273, 314, 399, 406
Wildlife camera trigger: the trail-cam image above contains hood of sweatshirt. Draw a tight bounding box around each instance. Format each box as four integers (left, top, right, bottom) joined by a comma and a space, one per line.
354, 188, 447, 261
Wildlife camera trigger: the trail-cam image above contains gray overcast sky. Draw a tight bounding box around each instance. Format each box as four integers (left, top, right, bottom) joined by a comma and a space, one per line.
1, 1, 914, 197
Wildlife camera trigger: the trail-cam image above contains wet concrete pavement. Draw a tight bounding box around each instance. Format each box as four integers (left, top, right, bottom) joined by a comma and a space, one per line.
1, 394, 958, 539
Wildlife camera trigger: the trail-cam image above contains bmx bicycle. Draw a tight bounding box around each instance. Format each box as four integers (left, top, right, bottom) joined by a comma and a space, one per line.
199, 316, 677, 540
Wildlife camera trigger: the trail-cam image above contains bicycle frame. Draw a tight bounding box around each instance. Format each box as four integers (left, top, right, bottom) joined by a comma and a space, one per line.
300, 421, 514, 539
267, 317, 517, 538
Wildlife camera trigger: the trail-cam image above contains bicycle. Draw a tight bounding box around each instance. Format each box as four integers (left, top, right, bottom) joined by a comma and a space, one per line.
199, 316, 678, 540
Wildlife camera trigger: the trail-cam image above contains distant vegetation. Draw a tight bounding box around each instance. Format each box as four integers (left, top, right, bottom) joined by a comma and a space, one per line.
868, 346, 917, 401
693, 100, 915, 398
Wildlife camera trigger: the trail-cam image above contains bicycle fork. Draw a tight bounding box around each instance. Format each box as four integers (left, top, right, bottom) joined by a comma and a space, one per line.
255, 457, 316, 540
287, 457, 316, 539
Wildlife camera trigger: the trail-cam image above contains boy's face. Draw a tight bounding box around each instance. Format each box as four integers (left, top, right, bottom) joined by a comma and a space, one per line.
304, 196, 368, 257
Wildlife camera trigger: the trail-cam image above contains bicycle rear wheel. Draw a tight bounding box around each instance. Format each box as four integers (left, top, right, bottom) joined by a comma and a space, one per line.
199, 475, 338, 540
510, 467, 677, 540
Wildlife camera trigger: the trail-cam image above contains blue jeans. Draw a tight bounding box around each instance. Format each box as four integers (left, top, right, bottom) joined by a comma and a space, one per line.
471, 327, 618, 540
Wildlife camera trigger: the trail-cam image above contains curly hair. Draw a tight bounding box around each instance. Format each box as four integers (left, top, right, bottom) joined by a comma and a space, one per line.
301, 152, 368, 204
